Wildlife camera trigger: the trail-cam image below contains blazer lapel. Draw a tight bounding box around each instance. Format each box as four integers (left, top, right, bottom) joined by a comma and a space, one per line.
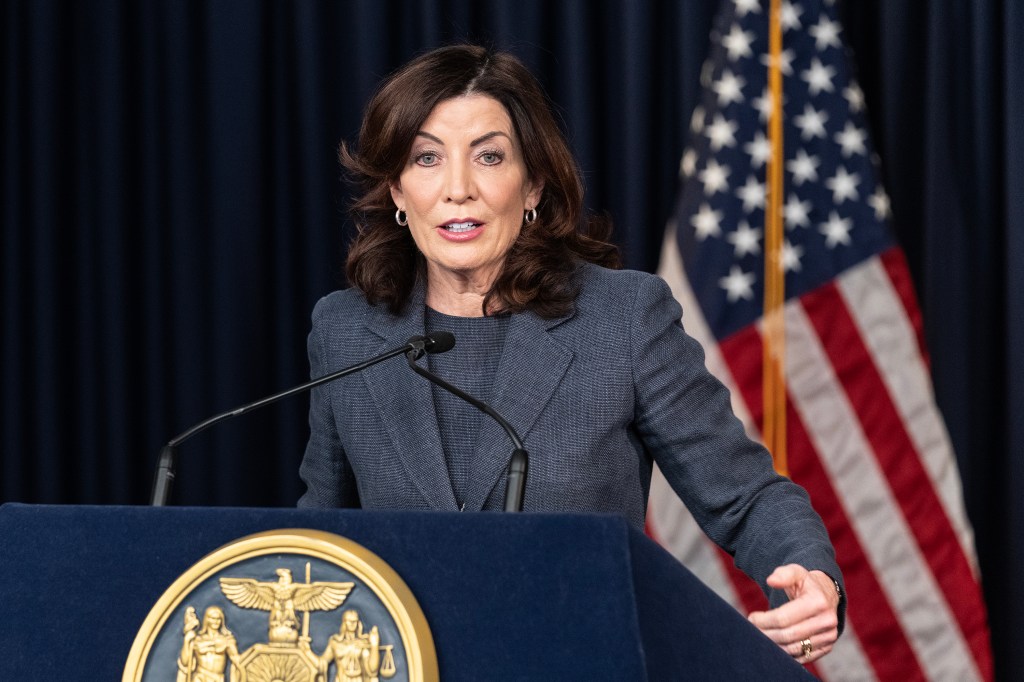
462, 310, 574, 511
361, 285, 459, 511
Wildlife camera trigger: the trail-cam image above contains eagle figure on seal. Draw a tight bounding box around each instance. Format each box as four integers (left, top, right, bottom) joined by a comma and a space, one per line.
220, 568, 354, 644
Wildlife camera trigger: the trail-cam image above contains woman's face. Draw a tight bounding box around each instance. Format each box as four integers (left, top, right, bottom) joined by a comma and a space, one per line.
390, 95, 542, 293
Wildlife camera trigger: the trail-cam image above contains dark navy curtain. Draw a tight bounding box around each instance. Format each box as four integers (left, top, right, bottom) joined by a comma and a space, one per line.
2, 1, 1021, 677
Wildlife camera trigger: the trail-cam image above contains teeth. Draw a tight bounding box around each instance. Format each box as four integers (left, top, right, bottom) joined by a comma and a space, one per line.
445, 222, 478, 232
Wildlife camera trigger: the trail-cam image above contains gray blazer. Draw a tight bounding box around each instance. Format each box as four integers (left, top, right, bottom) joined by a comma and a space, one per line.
298, 263, 841, 597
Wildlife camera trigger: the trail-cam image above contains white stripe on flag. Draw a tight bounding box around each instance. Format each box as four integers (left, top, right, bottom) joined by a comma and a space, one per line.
837, 257, 980, 574
814, 622, 878, 682
785, 299, 983, 681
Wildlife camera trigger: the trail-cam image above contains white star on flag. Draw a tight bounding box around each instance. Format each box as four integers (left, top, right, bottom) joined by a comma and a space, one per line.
713, 70, 747, 106
794, 104, 829, 140
781, 1, 804, 31
736, 175, 766, 213
787, 148, 821, 185
699, 159, 731, 195
753, 88, 775, 123
843, 81, 865, 111
726, 221, 762, 257
782, 239, 804, 272
801, 57, 837, 95
706, 113, 739, 150
835, 121, 867, 157
719, 264, 756, 301
743, 131, 771, 168
760, 48, 795, 76
690, 105, 706, 133
826, 166, 861, 203
691, 203, 724, 240
722, 24, 756, 61
784, 194, 813, 228
809, 16, 842, 50
733, 0, 761, 17
819, 210, 853, 247
869, 187, 892, 219
680, 149, 698, 178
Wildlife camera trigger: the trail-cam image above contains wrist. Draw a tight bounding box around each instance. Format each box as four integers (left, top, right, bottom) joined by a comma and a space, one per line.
809, 569, 842, 608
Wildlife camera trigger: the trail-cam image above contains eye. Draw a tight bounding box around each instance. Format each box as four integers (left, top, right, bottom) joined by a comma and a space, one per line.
479, 150, 504, 165
414, 152, 439, 167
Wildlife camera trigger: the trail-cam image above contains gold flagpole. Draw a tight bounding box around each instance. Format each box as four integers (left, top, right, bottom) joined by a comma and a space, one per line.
764, 0, 788, 475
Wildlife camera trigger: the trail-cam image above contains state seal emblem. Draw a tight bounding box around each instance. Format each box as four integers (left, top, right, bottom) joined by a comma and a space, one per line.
123, 529, 437, 682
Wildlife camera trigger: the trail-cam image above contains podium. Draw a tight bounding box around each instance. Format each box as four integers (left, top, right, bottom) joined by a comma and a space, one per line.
0, 503, 813, 680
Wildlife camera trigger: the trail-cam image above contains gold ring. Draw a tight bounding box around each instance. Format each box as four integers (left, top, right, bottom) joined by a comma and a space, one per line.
800, 638, 813, 657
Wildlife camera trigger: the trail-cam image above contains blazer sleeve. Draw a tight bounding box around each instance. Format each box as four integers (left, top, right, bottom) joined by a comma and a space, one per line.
297, 296, 361, 509
630, 274, 844, 621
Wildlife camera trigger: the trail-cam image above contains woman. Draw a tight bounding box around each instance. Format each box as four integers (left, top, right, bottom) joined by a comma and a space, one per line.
298, 44, 843, 663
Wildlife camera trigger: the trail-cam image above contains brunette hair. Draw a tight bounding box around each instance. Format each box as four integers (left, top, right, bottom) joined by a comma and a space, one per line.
340, 44, 619, 317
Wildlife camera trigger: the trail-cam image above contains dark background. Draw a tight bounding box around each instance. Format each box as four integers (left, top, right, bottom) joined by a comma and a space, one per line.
2, 0, 1021, 677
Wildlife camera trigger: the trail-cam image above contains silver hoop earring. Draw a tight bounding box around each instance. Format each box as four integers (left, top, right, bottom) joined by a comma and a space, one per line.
395, 209, 408, 226
524, 208, 537, 224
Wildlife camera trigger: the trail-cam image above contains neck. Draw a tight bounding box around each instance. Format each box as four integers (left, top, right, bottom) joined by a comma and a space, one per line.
425, 290, 488, 317
425, 269, 498, 317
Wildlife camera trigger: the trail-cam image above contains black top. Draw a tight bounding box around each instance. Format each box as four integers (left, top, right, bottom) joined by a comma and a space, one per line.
424, 307, 510, 508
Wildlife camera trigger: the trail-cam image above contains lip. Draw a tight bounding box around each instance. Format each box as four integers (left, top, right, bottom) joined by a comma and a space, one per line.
440, 217, 484, 227
436, 218, 485, 242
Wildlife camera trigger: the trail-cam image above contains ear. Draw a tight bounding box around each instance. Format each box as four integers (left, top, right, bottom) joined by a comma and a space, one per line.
389, 181, 404, 209
524, 179, 544, 211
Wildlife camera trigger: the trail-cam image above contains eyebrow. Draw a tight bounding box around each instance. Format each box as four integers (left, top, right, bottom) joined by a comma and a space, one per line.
470, 131, 511, 146
414, 130, 512, 147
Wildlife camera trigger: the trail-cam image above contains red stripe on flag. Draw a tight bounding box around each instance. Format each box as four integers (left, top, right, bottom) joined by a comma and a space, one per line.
721, 323, 927, 680
801, 281, 993, 678
880, 247, 930, 368
786, 392, 927, 680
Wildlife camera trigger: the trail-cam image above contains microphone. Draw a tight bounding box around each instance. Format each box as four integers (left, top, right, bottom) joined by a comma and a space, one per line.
404, 332, 529, 512
150, 332, 454, 506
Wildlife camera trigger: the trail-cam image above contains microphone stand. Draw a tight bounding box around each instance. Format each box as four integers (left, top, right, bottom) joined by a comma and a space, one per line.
151, 336, 440, 506
405, 351, 529, 512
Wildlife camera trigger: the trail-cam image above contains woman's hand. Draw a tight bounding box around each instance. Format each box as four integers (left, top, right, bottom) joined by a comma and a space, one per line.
747, 565, 841, 664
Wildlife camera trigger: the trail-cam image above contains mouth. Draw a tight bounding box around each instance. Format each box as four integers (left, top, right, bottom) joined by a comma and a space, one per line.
441, 220, 483, 233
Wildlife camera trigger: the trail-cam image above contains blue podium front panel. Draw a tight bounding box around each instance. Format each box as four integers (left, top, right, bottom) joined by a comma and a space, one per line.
0, 504, 813, 680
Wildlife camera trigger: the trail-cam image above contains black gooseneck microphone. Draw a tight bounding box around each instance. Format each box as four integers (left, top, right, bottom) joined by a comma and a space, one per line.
150, 333, 454, 506
405, 331, 529, 512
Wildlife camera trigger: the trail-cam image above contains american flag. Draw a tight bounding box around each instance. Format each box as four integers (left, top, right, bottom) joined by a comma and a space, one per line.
646, 0, 994, 679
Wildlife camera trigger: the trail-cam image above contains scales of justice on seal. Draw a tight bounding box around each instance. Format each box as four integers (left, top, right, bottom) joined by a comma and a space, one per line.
123, 529, 438, 682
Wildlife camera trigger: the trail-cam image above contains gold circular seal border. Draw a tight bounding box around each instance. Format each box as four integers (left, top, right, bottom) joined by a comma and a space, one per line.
123, 528, 438, 682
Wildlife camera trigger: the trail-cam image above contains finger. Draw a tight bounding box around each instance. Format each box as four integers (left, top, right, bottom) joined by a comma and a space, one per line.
751, 607, 839, 642
789, 636, 813, 659
766, 563, 807, 587
750, 607, 839, 648
748, 591, 831, 632
750, 574, 837, 630
766, 564, 811, 600
784, 632, 836, 658
753, 594, 838, 630
793, 639, 834, 664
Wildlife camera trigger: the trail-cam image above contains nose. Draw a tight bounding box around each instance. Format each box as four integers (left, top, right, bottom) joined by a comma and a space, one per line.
444, 157, 476, 203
